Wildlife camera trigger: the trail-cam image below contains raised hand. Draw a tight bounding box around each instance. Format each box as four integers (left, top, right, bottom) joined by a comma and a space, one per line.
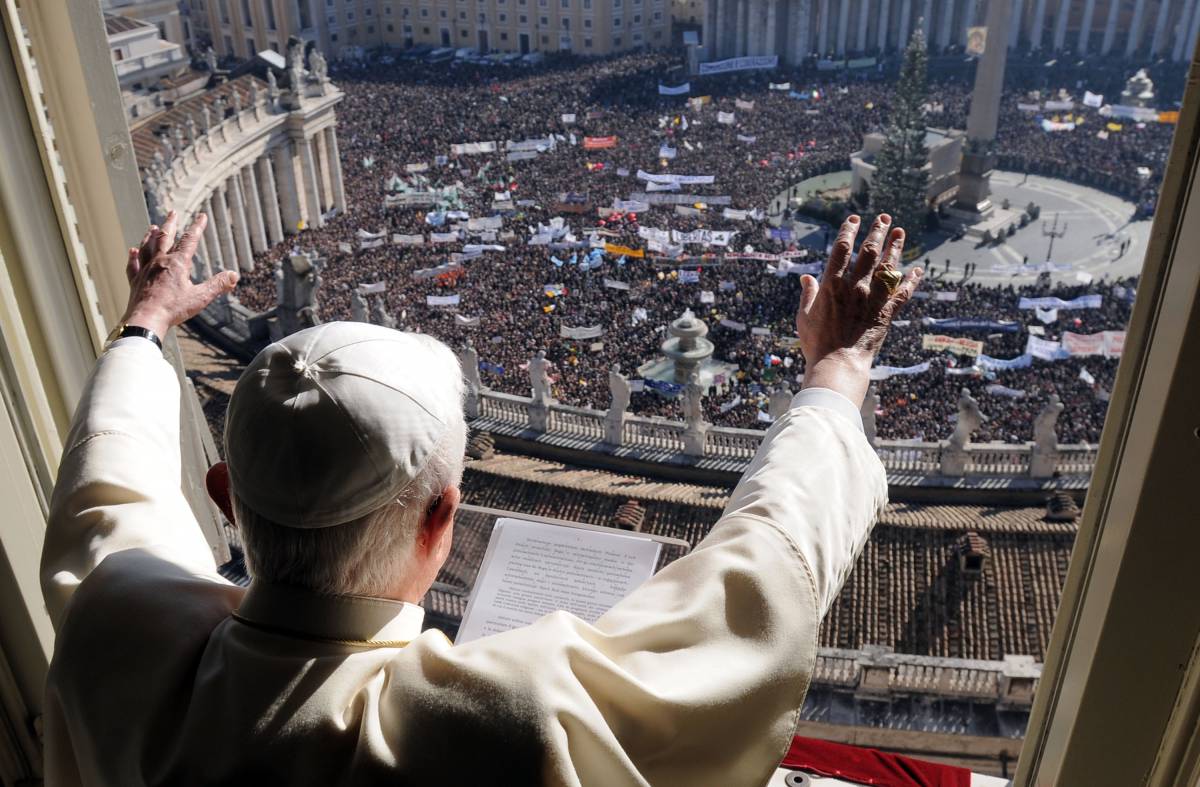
120, 211, 239, 340
795, 214, 923, 406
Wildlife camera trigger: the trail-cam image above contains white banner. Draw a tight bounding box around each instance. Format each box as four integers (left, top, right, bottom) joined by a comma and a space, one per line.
1083, 90, 1104, 108
719, 319, 746, 331
357, 228, 387, 240
426, 294, 461, 306
1026, 335, 1068, 360
671, 228, 736, 246
612, 199, 650, 213
699, 290, 715, 304
506, 150, 539, 162
603, 278, 631, 290
717, 111, 736, 125
631, 191, 732, 205
392, 233, 424, 245
719, 395, 743, 413
1044, 99, 1075, 111
1017, 102, 1041, 112
454, 314, 481, 327
358, 281, 387, 295
722, 208, 749, 220
736, 134, 757, 143
1036, 307, 1058, 323
769, 82, 791, 91
868, 361, 931, 381
1019, 294, 1103, 310
450, 141, 498, 155
658, 82, 690, 95
561, 113, 576, 124
636, 170, 716, 185
405, 162, 429, 173
698, 55, 778, 75
734, 99, 755, 111
647, 181, 681, 192
674, 205, 703, 218
337, 241, 352, 253
467, 216, 503, 232
659, 143, 677, 159
751, 326, 771, 336
560, 324, 604, 340
508, 137, 554, 153
429, 232, 460, 243
986, 384, 1026, 399
1102, 104, 1158, 121
359, 238, 386, 250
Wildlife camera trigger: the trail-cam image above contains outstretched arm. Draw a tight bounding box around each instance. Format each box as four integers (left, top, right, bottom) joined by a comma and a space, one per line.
41, 213, 239, 628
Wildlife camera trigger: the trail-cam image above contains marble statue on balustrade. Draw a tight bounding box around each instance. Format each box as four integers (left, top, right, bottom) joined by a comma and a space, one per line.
949, 387, 987, 450
860, 385, 878, 447
768, 386, 792, 422
231, 88, 243, 115
249, 80, 260, 109
350, 289, 369, 323
285, 38, 307, 109
186, 115, 198, 145
460, 342, 482, 418
370, 297, 396, 330
171, 125, 185, 153
310, 49, 329, 95
274, 252, 324, 338
528, 350, 554, 432
201, 105, 212, 132
605, 364, 631, 446
681, 372, 709, 457
942, 387, 987, 476
1121, 68, 1155, 108
266, 70, 280, 105
204, 47, 217, 74
1030, 393, 1064, 478
142, 173, 165, 224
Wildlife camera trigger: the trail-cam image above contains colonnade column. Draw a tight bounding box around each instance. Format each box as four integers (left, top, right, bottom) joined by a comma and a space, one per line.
765, 0, 777, 56
195, 232, 213, 280
1077, 0, 1096, 52
836, 0, 850, 54
297, 134, 325, 230
1178, 0, 1200, 60
258, 155, 285, 244
1030, 0, 1048, 49
1126, 0, 1148, 56
274, 142, 303, 235
898, 0, 911, 48
315, 127, 335, 213
795, 0, 812, 61
878, 0, 892, 50
856, 0, 870, 52
201, 196, 225, 273
817, 0, 830, 54
937, 0, 954, 49
1052, 0, 1070, 50
227, 174, 254, 272
241, 164, 268, 254
1150, 0, 1173, 56
1010, 0, 1025, 48
922, 0, 934, 41
212, 185, 237, 273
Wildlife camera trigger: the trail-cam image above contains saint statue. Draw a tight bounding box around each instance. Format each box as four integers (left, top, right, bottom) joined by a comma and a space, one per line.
682, 372, 704, 428
949, 387, 987, 450
608, 364, 631, 415
1033, 393, 1064, 453
528, 350, 553, 405
204, 47, 218, 73
461, 342, 482, 394
350, 289, 369, 323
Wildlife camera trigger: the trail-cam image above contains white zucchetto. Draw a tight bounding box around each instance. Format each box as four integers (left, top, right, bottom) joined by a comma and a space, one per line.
224, 322, 462, 528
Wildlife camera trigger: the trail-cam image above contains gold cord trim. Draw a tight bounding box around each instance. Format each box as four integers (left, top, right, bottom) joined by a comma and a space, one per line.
230, 610, 412, 649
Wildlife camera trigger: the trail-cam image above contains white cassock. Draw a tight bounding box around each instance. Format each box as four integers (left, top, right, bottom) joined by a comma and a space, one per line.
41, 339, 886, 786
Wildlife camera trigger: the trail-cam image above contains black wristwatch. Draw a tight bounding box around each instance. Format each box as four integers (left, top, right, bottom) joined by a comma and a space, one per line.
105, 323, 163, 351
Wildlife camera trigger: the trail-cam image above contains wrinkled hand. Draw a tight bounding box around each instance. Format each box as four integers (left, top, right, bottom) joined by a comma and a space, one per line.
121, 211, 239, 339
795, 214, 922, 405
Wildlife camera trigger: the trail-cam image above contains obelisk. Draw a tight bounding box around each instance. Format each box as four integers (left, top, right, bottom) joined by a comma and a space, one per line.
955, 0, 1013, 216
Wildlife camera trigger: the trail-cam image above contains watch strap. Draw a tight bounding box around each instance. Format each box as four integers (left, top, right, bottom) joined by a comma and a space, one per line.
116, 325, 163, 351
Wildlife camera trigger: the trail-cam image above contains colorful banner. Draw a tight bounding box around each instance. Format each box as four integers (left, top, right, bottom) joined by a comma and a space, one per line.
1063, 330, 1125, 357
698, 55, 779, 75
1018, 294, 1102, 310
583, 136, 618, 150
922, 318, 1018, 333
921, 334, 983, 357
603, 243, 645, 258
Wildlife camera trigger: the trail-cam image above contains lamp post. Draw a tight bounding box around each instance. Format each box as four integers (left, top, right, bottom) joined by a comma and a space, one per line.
1042, 212, 1068, 262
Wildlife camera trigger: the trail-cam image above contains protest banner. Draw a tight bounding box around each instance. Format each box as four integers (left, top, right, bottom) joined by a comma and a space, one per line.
975, 353, 1033, 371
1063, 330, 1125, 357
717, 111, 736, 125
426, 294, 461, 307
636, 170, 716, 186
454, 314, 481, 327
869, 361, 931, 381
921, 334, 983, 357
358, 282, 387, 295
736, 134, 757, 143
603, 278, 631, 291
1018, 294, 1103, 310
698, 55, 779, 75
450, 141, 498, 155
583, 136, 618, 150
658, 83, 690, 95
1025, 335, 1069, 360
986, 384, 1026, 399
922, 317, 1017, 333
604, 243, 645, 258
719, 319, 746, 331
560, 325, 604, 340
734, 99, 755, 111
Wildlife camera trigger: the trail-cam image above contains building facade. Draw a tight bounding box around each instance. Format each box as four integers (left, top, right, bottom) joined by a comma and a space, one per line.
191, 0, 669, 59
106, 14, 191, 122
703, 0, 1200, 63
102, 0, 191, 45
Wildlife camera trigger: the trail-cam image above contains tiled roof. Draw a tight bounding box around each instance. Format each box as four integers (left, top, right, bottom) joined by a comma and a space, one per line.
104, 13, 152, 36
130, 75, 266, 171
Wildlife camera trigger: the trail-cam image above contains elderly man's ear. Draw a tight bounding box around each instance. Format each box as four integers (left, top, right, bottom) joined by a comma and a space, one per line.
207, 462, 236, 525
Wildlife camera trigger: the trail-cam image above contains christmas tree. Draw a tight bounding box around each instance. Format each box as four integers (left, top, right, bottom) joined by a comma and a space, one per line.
871, 25, 931, 247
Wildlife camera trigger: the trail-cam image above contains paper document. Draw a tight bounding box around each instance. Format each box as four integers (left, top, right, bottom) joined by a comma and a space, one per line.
456, 517, 662, 643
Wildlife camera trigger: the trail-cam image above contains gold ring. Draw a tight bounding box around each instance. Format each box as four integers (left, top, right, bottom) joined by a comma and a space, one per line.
873, 267, 903, 295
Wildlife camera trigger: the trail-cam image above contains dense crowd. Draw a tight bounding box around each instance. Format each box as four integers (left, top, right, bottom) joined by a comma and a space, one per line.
233, 51, 1163, 444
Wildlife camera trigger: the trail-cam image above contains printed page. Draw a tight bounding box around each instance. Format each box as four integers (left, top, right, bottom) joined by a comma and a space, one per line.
456, 517, 662, 644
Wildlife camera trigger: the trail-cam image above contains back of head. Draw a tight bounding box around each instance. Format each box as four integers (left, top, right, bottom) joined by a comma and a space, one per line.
224, 322, 467, 596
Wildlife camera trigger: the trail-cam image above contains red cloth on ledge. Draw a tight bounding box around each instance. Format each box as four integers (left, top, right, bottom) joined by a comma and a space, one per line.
781, 735, 971, 787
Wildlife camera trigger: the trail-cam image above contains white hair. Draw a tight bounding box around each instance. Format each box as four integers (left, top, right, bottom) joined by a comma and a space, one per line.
235, 334, 467, 597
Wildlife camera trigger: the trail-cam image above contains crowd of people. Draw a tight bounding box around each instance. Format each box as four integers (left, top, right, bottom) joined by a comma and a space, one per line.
233, 50, 1165, 444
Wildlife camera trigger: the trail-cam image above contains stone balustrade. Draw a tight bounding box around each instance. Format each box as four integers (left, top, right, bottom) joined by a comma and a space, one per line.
470, 388, 1097, 480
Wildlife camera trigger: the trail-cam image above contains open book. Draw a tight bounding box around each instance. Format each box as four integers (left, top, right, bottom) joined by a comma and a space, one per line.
456, 517, 664, 644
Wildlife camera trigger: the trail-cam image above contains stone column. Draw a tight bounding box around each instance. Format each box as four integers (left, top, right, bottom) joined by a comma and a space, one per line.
211, 186, 237, 274
315, 126, 335, 213
1010, 0, 1025, 47
195, 230, 213, 280
766, 0, 778, 55
203, 196, 225, 272
706, 0, 720, 57
736, 0, 748, 55
961, 0, 977, 45
1173, 0, 1199, 59
922, 0, 934, 41
1052, 0, 1070, 50
746, 0, 761, 55
878, 0, 892, 50
227, 174, 254, 272
796, 0, 813, 60
1151, 0, 1173, 55
1126, 0, 1148, 55
937, 0, 954, 49
273, 142, 304, 235
898, 0, 912, 48
856, 0, 870, 51
1077, 0, 1096, 52
325, 127, 347, 215
1101, 0, 1121, 52
258, 155, 285, 245
241, 164, 269, 253
1030, 0, 1047, 48
1185, 0, 1200, 59
298, 135, 324, 229
818, 0, 830, 53
836, 0, 851, 53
